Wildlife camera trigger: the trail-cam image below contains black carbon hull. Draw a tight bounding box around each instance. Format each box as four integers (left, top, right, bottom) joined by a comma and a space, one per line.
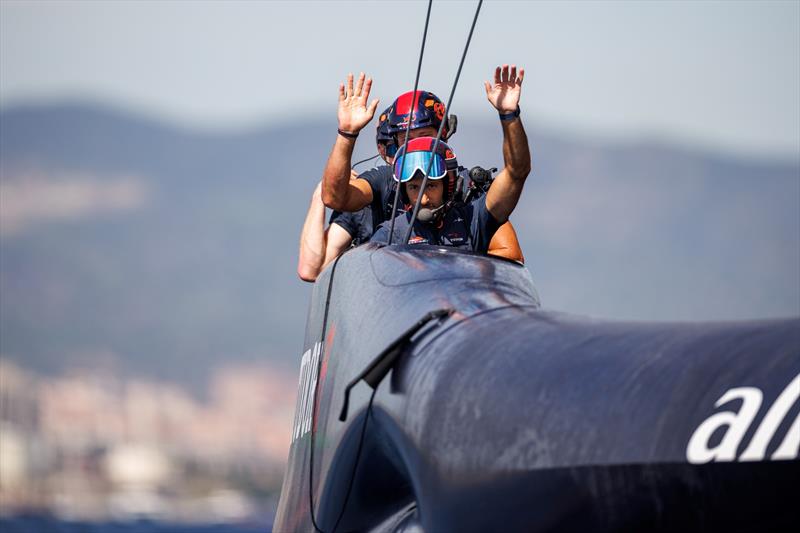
275, 244, 799, 532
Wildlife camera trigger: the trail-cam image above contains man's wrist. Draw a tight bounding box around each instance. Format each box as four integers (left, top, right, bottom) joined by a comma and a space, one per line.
337, 128, 359, 139
499, 106, 521, 122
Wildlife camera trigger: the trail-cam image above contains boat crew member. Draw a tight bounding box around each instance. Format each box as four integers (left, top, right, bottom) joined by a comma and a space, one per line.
371, 65, 531, 252
319, 71, 525, 261
297, 111, 396, 281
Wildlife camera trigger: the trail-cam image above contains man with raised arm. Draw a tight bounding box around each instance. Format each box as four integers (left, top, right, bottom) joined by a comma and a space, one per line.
370, 65, 531, 252
321, 72, 382, 212
297, 111, 397, 282
318, 69, 527, 259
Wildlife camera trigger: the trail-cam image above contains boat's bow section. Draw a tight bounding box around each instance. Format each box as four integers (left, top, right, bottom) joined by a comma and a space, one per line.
274, 244, 799, 532
274, 244, 538, 532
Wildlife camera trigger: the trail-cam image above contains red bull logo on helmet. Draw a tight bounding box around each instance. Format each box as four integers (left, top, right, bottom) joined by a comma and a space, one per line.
395, 111, 417, 129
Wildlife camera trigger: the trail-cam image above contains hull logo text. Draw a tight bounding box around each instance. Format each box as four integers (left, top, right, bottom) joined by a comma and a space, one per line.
686, 373, 799, 463
291, 342, 323, 443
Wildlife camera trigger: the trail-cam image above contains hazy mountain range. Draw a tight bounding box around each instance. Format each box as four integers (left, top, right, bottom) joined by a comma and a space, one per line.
1, 104, 798, 389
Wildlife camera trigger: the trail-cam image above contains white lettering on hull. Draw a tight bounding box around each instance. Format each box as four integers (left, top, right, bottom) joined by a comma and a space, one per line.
292, 342, 323, 443
687, 373, 800, 464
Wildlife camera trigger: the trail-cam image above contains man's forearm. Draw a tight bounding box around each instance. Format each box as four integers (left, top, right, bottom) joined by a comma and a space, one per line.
501, 117, 531, 182
321, 135, 357, 210
297, 185, 328, 282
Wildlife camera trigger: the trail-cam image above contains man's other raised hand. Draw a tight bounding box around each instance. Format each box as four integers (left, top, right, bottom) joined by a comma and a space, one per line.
484, 64, 524, 114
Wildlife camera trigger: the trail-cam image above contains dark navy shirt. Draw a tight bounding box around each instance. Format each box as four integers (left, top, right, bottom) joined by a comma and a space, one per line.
359, 164, 402, 230
370, 195, 501, 253
329, 207, 373, 245
328, 164, 401, 245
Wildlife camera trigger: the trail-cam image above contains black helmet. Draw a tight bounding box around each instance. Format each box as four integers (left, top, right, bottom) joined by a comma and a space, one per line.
376, 107, 398, 157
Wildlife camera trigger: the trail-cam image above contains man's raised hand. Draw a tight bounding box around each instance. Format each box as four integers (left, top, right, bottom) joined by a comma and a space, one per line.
484, 64, 524, 114
338, 72, 380, 134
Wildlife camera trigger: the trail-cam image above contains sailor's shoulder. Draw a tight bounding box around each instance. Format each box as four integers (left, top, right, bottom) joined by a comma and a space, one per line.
358, 164, 392, 181
376, 164, 393, 177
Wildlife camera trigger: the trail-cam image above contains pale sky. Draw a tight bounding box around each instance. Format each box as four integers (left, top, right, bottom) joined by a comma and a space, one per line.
2, 0, 799, 159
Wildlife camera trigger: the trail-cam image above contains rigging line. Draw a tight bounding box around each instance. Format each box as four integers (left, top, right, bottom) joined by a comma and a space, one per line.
403, 0, 484, 244
331, 386, 379, 533
308, 252, 342, 533
352, 153, 381, 169
387, 0, 433, 246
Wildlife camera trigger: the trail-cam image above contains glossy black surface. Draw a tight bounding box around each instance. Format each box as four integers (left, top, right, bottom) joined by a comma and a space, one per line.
276, 244, 800, 532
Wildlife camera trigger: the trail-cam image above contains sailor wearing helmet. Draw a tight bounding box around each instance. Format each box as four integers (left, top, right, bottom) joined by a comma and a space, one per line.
371, 65, 531, 253
319, 69, 527, 260
371, 137, 497, 252
297, 109, 397, 282
321, 78, 456, 232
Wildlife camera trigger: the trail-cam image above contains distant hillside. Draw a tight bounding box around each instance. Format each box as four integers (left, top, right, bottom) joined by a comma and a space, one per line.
1, 103, 798, 387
